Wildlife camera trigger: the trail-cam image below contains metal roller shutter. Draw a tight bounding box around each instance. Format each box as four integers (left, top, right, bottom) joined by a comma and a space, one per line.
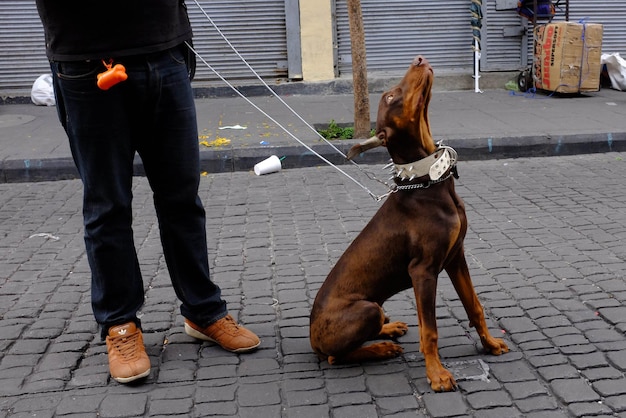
0, 1, 49, 92
187, 0, 289, 84
335, 0, 475, 75
0, 0, 289, 92
482, 1, 527, 71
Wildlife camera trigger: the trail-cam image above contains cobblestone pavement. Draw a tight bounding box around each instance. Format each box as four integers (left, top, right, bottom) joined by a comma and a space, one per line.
2, 153, 626, 417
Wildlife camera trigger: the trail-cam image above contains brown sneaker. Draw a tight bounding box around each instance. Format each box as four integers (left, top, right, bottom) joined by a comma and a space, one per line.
184, 315, 260, 353
105, 322, 151, 383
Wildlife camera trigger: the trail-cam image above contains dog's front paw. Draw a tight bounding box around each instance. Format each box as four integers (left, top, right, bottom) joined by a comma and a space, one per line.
427, 367, 458, 392
481, 335, 509, 355
380, 321, 409, 339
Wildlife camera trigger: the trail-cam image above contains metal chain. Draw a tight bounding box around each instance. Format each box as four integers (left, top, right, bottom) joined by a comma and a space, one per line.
395, 170, 456, 191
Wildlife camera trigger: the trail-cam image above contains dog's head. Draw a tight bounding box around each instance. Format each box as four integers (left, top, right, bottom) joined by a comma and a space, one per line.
347, 56, 435, 163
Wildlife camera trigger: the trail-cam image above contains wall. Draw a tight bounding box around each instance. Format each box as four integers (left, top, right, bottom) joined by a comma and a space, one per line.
299, 0, 336, 81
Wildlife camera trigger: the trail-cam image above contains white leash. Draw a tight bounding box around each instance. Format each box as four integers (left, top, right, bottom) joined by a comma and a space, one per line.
189, 0, 346, 157
187, 0, 387, 200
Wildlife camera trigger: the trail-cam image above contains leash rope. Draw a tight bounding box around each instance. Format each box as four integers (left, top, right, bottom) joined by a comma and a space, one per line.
186, 42, 381, 201
188, 0, 394, 201
190, 1, 344, 156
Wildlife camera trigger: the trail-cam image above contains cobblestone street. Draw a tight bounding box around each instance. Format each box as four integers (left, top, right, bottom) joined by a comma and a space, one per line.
2, 153, 626, 417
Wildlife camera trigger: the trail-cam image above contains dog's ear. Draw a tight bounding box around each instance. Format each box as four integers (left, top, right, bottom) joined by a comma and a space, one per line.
405, 89, 426, 124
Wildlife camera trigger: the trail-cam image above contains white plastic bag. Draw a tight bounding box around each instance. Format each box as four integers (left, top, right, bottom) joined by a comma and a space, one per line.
601, 53, 626, 91
31, 74, 56, 106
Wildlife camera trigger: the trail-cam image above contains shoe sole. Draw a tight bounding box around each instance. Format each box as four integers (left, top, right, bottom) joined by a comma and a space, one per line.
184, 323, 261, 353
112, 368, 151, 384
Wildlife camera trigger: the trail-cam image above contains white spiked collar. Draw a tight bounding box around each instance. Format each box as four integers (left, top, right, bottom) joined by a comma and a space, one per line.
387, 146, 458, 182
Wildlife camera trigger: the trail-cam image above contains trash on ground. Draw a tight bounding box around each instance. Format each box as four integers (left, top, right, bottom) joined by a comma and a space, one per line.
31, 74, 55, 106
218, 125, 247, 130
254, 155, 282, 176
29, 232, 60, 241
200, 138, 231, 147
602, 52, 626, 91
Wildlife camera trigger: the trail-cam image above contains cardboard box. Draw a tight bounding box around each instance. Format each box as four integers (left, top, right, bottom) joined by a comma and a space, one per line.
533, 22, 603, 93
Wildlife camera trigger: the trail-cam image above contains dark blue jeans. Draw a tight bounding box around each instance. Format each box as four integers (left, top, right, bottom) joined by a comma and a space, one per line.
51, 47, 227, 338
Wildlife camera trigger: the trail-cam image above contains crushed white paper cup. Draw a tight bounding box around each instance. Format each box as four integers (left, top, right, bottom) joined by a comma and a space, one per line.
254, 155, 282, 176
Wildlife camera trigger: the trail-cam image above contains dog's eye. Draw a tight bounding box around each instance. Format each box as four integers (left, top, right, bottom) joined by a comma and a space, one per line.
386, 94, 394, 104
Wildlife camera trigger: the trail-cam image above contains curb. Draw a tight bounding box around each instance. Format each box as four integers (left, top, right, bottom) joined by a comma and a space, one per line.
446, 131, 625, 160
2, 132, 624, 183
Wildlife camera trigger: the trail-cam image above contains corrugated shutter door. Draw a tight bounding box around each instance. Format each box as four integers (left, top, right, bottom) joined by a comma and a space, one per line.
482, 2, 526, 71
187, 0, 289, 84
0, 1, 49, 91
0, 0, 289, 92
335, 0, 474, 75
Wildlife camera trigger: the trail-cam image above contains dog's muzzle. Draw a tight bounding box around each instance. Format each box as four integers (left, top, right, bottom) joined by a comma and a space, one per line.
346, 135, 385, 160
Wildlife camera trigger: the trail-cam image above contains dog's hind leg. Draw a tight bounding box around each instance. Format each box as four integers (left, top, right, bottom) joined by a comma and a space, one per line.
329, 341, 404, 364
379, 321, 409, 339
378, 313, 410, 338
323, 301, 405, 364
445, 248, 509, 355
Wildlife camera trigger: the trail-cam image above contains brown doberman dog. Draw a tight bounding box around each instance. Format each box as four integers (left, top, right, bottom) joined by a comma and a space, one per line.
309, 55, 508, 392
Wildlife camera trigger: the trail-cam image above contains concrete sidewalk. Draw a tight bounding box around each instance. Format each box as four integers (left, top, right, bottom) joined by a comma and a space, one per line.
1, 87, 626, 182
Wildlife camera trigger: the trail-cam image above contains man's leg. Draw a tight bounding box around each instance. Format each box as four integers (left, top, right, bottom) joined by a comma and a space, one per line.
136, 49, 227, 325
51, 60, 145, 336
51, 60, 151, 383
137, 48, 259, 352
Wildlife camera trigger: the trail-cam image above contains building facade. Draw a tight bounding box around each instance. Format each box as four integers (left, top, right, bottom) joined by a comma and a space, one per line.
0, 0, 624, 92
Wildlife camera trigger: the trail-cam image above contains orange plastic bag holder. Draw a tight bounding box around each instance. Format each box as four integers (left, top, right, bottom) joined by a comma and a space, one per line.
97, 60, 128, 90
